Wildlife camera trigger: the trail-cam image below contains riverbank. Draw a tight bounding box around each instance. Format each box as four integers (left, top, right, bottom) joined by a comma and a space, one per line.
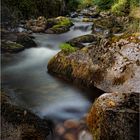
1, 3, 140, 140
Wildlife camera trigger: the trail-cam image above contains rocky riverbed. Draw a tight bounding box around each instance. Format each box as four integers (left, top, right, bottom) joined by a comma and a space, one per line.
1, 5, 140, 140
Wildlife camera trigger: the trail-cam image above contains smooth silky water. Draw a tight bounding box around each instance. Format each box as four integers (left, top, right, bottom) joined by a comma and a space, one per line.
1, 20, 101, 123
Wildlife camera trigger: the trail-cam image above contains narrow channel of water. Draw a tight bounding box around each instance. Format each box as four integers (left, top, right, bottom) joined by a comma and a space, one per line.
1, 20, 101, 123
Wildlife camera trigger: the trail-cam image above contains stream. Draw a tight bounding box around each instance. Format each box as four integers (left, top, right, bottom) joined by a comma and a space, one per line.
2, 19, 101, 130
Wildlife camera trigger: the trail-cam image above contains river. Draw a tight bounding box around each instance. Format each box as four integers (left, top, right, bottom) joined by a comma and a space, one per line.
1, 20, 102, 127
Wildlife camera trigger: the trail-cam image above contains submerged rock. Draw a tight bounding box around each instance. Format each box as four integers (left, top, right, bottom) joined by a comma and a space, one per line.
48, 34, 140, 93
86, 92, 139, 140
54, 117, 93, 140
1, 92, 52, 140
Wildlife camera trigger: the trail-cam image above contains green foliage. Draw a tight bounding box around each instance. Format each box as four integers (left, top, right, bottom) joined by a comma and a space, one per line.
93, 0, 115, 9
66, 0, 80, 11
111, 0, 139, 15
59, 43, 77, 54
111, 0, 127, 15
78, 0, 94, 8
2, 0, 67, 20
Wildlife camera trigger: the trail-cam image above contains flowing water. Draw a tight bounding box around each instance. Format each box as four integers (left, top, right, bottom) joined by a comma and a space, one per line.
1, 20, 101, 124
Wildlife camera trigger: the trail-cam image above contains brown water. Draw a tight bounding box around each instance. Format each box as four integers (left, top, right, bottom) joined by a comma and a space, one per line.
1, 21, 102, 124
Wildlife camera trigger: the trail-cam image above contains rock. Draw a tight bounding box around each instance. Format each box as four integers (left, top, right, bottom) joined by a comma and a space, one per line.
1, 92, 52, 140
26, 16, 47, 32
86, 92, 139, 140
48, 33, 140, 93
54, 117, 92, 140
1, 30, 37, 53
1, 40, 25, 53
45, 25, 70, 34
82, 18, 93, 22
93, 17, 122, 37
68, 34, 97, 48
16, 33, 37, 48
80, 7, 99, 18
27, 16, 73, 34
63, 133, 76, 140
78, 130, 93, 140
45, 16, 73, 34
55, 124, 65, 136
1, 29, 18, 42
70, 12, 78, 18
64, 119, 80, 129
92, 15, 130, 37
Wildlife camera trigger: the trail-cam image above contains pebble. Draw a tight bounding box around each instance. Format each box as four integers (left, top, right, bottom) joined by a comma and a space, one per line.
55, 124, 65, 136
78, 130, 93, 140
64, 119, 79, 129
63, 133, 76, 140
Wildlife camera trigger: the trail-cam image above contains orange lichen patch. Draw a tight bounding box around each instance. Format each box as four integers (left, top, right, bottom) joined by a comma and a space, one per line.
107, 100, 116, 107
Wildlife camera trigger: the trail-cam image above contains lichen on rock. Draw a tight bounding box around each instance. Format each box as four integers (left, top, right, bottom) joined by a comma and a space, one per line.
86, 92, 139, 140
48, 34, 140, 93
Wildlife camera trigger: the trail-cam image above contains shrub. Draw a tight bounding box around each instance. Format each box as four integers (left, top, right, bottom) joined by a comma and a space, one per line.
93, 0, 115, 9
111, 0, 139, 15
111, 0, 127, 15
78, 0, 94, 9
66, 0, 80, 11
59, 43, 77, 54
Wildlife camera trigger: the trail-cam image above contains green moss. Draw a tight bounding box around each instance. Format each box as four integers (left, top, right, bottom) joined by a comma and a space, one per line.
111, 0, 139, 15
59, 43, 77, 54
52, 17, 73, 29
111, 0, 127, 15
2, 41, 24, 49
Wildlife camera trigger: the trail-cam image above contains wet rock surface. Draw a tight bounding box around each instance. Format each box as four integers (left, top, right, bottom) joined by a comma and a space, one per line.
26, 16, 73, 34
86, 92, 139, 140
26, 16, 47, 33
92, 16, 129, 37
54, 118, 93, 140
1, 30, 37, 53
48, 34, 140, 93
1, 92, 52, 140
68, 34, 97, 48
1, 40, 25, 53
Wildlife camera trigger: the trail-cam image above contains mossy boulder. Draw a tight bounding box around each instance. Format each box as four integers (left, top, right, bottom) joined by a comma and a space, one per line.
45, 16, 73, 34
1, 40, 25, 53
48, 34, 140, 93
1, 30, 37, 53
26, 16, 73, 34
86, 92, 139, 140
1, 92, 52, 140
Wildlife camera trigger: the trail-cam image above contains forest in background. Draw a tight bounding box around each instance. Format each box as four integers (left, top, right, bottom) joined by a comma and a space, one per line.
2, 0, 139, 20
